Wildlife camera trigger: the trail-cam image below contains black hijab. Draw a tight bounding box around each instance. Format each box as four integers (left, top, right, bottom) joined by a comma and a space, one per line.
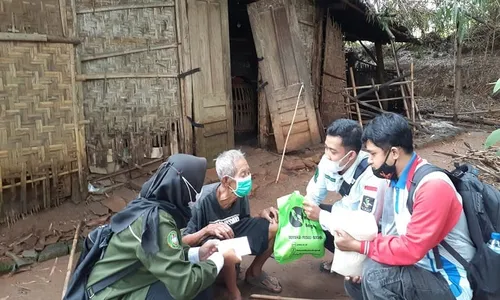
110, 153, 207, 255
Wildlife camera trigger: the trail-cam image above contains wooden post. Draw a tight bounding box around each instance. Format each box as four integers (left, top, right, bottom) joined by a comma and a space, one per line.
349, 67, 363, 127
371, 78, 383, 110
410, 62, 415, 123
390, 41, 411, 121
374, 42, 388, 101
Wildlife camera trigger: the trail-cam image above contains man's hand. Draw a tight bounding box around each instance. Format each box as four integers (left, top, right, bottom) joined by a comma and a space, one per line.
334, 230, 362, 252
303, 200, 321, 221
199, 239, 219, 261
345, 276, 362, 284
204, 223, 234, 240
260, 207, 279, 223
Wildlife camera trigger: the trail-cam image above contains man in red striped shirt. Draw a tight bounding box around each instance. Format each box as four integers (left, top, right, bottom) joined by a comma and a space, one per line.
335, 113, 475, 300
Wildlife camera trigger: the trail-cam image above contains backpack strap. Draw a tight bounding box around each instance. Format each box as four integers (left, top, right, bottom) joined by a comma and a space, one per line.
338, 157, 369, 197
407, 164, 471, 271
86, 261, 142, 298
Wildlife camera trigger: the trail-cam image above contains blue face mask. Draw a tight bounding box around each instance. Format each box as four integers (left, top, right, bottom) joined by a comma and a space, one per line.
229, 175, 252, 198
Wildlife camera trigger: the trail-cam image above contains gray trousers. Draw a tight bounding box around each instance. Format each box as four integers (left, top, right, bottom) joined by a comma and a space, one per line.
344, 259, 456, 300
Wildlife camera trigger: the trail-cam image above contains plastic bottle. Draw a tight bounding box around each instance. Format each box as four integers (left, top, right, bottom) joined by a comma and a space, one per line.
487, 232, 500, 254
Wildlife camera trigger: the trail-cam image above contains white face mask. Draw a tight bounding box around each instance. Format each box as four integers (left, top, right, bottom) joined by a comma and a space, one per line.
322, 151, 352, 174
182, 177, 203, 209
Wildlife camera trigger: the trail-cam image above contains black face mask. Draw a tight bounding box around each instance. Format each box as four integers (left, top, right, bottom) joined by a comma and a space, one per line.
372, 150, 397, 180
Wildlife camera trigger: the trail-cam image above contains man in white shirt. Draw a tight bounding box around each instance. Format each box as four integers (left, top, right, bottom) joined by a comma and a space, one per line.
303, 119, 387, 273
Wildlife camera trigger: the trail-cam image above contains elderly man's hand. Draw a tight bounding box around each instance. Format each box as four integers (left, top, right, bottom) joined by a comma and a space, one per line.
303, 200, 321, 221
334, 230, 362, 252
260, 207, 278, 224
204, 223, 234, 240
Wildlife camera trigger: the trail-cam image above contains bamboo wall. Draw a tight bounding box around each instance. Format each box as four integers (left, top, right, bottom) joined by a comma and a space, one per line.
75, 0, 182, 174
0, 0, 86, 223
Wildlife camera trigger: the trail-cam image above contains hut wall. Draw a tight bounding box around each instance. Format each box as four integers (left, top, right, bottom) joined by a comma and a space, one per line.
0, 0, 86, 223
75, 0, 182, 173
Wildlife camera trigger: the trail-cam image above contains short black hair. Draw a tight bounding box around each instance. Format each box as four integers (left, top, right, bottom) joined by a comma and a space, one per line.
326, 119, 362, 153
362, 112, 414, 153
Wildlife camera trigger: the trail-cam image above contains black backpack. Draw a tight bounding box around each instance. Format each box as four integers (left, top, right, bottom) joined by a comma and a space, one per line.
63, 224, 141, 300
408, 163, 500, 300
338, 157, 369, 197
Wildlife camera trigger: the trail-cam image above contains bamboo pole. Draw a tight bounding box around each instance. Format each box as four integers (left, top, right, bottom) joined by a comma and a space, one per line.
344, 96, 412, 105
81, 43, 178, 62
344, 80, 413, 91
390, 41, 411, 120
0, 33, 80, 44
61, 221, 82, 300
77, 3, 175, 14
76, 73, 178, 81
411, 62, 415, 123
444, 108, 500, 115
70, 46, 85, 196
276, 84, 304, 183
370, 78, 383, 109
349, 67, 363, 127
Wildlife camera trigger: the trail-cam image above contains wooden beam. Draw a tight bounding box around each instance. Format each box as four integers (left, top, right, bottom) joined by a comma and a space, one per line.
359, 40, 377, 64
0, 33, 80, 44
81, 43, 178, 62
77, 3, 175, 14
76, 73, 178, 81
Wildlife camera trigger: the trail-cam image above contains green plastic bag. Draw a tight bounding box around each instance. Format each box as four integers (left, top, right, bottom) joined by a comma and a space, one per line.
273, 192, 326, 264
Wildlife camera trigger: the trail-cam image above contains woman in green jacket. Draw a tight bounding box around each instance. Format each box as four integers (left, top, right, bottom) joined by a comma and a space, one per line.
86, 154, 240, 299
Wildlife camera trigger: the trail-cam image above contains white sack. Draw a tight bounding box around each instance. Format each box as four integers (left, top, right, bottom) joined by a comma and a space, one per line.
329, 209, 378, 277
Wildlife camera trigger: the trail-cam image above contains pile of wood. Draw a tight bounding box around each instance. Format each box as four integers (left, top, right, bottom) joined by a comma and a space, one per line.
437, 146, 500, 188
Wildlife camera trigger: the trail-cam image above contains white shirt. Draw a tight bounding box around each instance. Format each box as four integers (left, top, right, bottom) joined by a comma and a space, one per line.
305, 151, 388, 230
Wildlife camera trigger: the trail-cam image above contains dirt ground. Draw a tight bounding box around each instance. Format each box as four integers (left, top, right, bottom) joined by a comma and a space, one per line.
0, 130, 491, 300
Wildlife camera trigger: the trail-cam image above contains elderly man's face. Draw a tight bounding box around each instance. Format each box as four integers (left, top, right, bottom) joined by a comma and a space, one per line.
234, 158, 251, 179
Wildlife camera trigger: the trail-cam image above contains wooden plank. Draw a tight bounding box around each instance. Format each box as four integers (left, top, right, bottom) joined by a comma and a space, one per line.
77, 3, 175, 14
248, 0, 320, 153
179, 0, 194, 154
81, 43, 178, 62
76, 73, 178, 81
188, 0, 233, 166
0, 33, 80, 44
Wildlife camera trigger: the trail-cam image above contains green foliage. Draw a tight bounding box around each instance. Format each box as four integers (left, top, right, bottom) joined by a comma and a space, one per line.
494, 79, 500, 94
484, 129, 500, 149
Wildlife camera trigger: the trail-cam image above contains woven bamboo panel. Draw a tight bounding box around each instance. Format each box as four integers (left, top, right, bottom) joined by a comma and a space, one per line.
0, 0, 74, 36
322, 17, 347, 124
0, 41, 82, 223
293, 0, 315, 76
77, 0, 181, 169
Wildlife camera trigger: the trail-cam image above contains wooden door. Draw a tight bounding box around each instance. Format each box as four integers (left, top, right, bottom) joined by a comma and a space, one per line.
248, 0, 321, 153
187, 0, 233, 165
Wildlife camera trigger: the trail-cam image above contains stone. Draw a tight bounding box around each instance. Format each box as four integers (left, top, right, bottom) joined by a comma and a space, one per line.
113, 187, 138, 203
302, 158, 317, 169
282, 158, 306, 171
129, 176, 149, 191
101, 195, 127, 213
0, 257, 15, 274
65, 238, 84, 253
87, 202, 109, 216
38, 242, 69, 262
22, 249, 39, 263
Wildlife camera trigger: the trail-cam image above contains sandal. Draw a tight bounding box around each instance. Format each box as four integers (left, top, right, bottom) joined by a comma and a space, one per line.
319, 260, 332, 273
245, 271, 282, 293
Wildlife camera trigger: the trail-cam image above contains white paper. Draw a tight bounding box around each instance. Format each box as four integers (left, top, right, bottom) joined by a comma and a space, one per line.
217, 236, 252, 258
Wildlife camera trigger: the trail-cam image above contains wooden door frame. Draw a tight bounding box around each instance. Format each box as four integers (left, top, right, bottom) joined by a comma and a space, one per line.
177, 0, 194, 154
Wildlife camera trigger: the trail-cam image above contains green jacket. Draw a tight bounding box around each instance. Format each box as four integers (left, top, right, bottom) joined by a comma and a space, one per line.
87, 211, 218, 300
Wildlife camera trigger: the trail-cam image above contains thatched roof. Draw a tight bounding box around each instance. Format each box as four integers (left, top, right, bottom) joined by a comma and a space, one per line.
317, 0, 418, 44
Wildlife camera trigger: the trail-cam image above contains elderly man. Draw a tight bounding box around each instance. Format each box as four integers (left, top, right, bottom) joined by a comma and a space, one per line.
182, 149, 281, 300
